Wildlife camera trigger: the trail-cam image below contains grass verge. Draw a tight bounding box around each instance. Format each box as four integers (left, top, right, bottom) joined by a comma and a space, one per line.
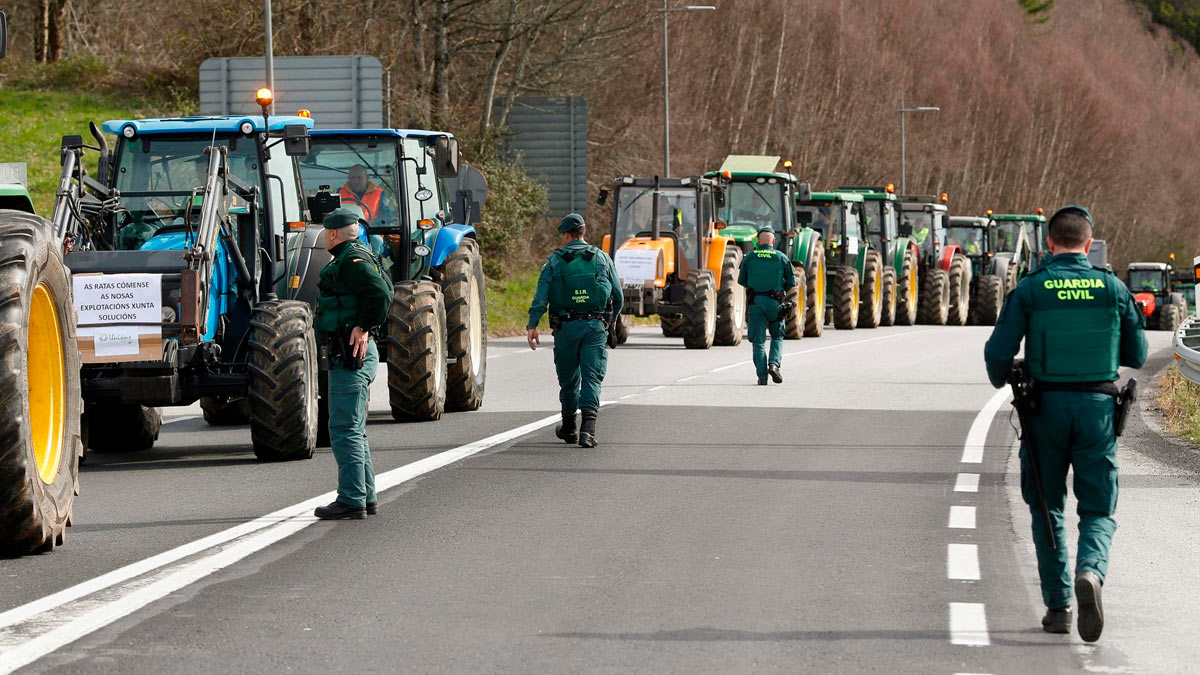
485, 266, 658, 337
1155, 364, 1200, 444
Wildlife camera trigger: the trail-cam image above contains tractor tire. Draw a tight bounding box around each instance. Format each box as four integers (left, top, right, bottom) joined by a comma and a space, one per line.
248, 300, 318, 462
661, 314, 684, 338
388, 281, 447, 421
918, 269, 950, 325
857, 251, 883, 329
0, 211, 83, 555
615, 314, 631, 345
947, 253, 972, 326
714, 247, 745, 346
437, 238, 486, 412
1160, 304, 1182, 332
804, 240, 827, 337
974, 274, 1004, 326
682, 269, 717, 350
895, 246, 920, 326
783, 264, 807, 340
199, 395, 249, 426
880, 267, 898, 327
833, 267, 861, 330
84, 403, 161, 452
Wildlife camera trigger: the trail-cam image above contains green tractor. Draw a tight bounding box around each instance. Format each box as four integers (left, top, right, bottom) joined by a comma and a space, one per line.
1170, 262, 1196, 315
1128, 262, 1188, 331
0, 180, 35, 213
988, 211, 1047, 284
898, 194, 970, 326
796, 189, 885, 330
705, 155, 825, 339
946, 216, 1005, 325
838, 185, 920, 326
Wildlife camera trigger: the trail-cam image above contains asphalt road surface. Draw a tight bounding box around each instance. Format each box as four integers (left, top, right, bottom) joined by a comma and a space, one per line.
1, 324, 1195, 674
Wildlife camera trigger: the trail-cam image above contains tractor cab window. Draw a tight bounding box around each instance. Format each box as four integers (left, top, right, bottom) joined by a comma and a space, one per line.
614, 186, 699, 263
1020, 220, 1042, 251
901, 209, 939, 253
300, 138, 401, 229
863, 200, 896, 250
992, 222, 1021, 253
1128, 269, 1164, 293
796, 203, 841, 244
721, 180, 787, 233
947, 226, 985, 255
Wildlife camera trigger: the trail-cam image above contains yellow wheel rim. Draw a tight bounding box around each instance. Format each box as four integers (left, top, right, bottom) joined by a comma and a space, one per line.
874, 271, 882, 302
908, 267, 918, 304
852, 280, 860, 307
816, 258, 826, 309
28, 283, 66, 484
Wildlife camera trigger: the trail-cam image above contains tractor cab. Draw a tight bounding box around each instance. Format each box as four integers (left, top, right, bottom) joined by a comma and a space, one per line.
898, 196, 949, 269
897, 194, 972, 326
797, 190, 891, 330
838, 186, 899, 255
1128, 262, 1170, 295
989, 212, 1046, 265
947, 217, 989, 270
796, 191, 866, 271
704, 155, 796, 256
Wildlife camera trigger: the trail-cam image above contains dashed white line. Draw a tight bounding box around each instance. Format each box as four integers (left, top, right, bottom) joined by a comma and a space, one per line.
619, 394, 639, 400
710, 360, 751, 373
949, 602, 990, 646
781, 328, 933, 358
948, 506, 977, 529
677, 375, 700, 382
948, 543, 981, 581
647, 385, 666, 392
954, 473, 980, 493
960, 388, 1011, 463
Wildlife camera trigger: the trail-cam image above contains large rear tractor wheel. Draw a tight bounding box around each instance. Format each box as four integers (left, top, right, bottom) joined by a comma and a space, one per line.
0, 212, 83, 555
84, 403, 161, 452
714, 247, 745, 347
974, 274, 1004, 326
661, 314, 684, 338
895, 246, 920, 326
388, 281, 448, 421
880, 267, 898, 327
804, 240, 826, 337
248, 300, 319, 461
833, 267, 861, 330
682, 269, 717, 350
947, 253, 972, 326
784, 264, 807, 340
199, 395, 249, 426
437, 238, 486, 412
857, 251, 883, 329
1160, 304, 1182, 332
918, 269, 950, 325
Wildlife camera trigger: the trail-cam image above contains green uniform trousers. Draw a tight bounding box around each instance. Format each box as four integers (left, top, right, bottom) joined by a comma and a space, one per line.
1020, 390, 1119, 608
553, 319, 608, 416
328, 339, 379, 509
747, 297, 784, 380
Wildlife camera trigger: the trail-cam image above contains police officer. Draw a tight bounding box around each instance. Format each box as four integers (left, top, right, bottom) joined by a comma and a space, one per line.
984, 205, 1147, 641
738, 225, 796, 385
527, 213, 622, 448
313, 207, 394, 520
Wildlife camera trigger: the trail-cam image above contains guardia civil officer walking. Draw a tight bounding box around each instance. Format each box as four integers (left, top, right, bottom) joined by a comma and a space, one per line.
738, 225, 796, 385
527, 213, 622, 448
313, 208, 394, 520
984, 205, 1146, 641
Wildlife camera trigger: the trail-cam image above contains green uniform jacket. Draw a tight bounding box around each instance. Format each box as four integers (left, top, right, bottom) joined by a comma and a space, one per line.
315, 241, 394, 341
984, 253, 1147, 387
737, 243, 796, 293
527, 240, 623, 330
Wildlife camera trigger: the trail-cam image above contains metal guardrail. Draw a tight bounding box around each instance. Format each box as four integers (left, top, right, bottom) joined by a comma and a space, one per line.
1173, 314, 1200, 384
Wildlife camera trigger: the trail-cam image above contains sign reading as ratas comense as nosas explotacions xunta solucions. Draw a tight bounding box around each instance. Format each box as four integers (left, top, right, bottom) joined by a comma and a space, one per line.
73, 273, 163, 361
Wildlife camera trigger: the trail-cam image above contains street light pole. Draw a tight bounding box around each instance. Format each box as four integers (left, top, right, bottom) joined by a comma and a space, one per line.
264, 0, 275, 115
897, 103, 939, 194
660, 4, 715, 177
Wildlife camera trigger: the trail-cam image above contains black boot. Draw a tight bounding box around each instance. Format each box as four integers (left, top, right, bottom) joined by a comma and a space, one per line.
1041, 606, 1071, 634
578, 411, 598, 448
555, 412, 578, 444
757, 378, 768, 386
1076, 571, 1104, 642
314, 501, 367, 520
768, 363, 783, 384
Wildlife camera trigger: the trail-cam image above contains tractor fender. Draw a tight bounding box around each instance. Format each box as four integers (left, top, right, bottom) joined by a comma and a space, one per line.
430, 224, 477, 269
704, 235, 733, 291
892, 237, 916, 272
792, 227, 820, 269
991, 255, 1011, 291
291, 224, 329, 307
1134, 292, 1156, 317
939, 245, 960, 271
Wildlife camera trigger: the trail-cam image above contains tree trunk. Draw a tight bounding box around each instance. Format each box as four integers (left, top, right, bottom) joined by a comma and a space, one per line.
432, 0, 451, 127
479, 0, 519, 139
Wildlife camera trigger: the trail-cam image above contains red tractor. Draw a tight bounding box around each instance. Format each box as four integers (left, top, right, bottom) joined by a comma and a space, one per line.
1127, 262, 1187, 331
897, 194, 971, 325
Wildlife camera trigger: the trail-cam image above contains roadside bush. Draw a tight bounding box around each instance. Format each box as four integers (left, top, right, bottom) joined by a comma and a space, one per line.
476, 155, 548, 279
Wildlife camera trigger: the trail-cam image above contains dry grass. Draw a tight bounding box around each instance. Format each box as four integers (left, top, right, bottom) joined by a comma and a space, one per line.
1155, 364, 1200, 444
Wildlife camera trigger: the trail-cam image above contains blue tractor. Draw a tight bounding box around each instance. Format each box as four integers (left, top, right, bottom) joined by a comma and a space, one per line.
296, 129, 487, 423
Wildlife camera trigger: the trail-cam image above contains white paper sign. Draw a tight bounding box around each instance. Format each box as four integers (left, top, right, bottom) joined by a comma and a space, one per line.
614, 249, 660, 285
74, 273, 162, 357
93, 327, 140, 357
847, 236, 859, 256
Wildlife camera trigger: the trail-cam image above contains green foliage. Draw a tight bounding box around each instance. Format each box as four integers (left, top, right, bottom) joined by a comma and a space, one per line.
485, 267, 546, 336
1132, 1, 1200, 51
1017, 0, 1055, 22
475, 154, 549, 279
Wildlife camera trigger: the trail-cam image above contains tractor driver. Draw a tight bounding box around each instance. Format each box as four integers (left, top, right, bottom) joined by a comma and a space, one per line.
339, 164, 394, 227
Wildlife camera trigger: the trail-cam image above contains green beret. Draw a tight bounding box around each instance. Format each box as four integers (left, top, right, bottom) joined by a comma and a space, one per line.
1050, 204, 1093, 226
558, 213, 585, 233
757, 224, 775, 234
323, 207, 362, 230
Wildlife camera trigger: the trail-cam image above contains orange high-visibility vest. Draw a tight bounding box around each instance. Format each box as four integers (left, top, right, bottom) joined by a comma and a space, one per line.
338, 183, 384, 223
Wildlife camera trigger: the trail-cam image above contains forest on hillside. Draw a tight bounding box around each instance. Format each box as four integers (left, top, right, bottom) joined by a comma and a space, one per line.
3, 0, 1200, 268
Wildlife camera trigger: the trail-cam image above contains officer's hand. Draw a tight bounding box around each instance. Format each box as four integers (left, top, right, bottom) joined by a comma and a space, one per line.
527, 328, 540, 351
349, 326, 370, 358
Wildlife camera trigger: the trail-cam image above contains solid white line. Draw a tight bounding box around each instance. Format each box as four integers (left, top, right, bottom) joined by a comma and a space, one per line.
954, 473, 980, 493
619, 394, 639, 400
0, 412, 568, 673
647, 385, 666, 392
949, 602, 990, 646
677, 375, 700, 382
960, 388, 1011, 463
781, 328, 933, 358
948, 506, 977, 530
160, 415, 199, 426
948, 543, 981, 580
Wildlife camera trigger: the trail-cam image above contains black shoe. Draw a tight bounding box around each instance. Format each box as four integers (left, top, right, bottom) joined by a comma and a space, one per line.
314, 501, 366, 520
366, 502, 378, 516
768, 363, 783, 384
1041, 606, 1072, 634
1076, 571, 1104, 642
555, 413, 578, 444
579, 411, 597, 448
757, 378, 768, 386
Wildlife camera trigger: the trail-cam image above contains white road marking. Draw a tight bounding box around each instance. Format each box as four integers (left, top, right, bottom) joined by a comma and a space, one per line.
647, 385, 666, 392
619, 394, 639, 400
781, 328, 933, 358
710, 360, 751, 373
960, 388, 1011, 463
0, 412, 572, 674
948, 506, 977, 529
160, 415, 198, 426
948, 543, 981, 580
677, 375, 700, 382
954, 473, 980, 493
948, 602, 990, 646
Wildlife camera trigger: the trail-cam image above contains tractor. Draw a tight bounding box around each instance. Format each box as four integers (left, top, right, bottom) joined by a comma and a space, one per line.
1170, 262, 1196, 314
298, 129, 485, 423
988, 211, 1047, 282
0, 11, 87, 555
898, 194, 969, 326
795, 189, 885, 329
838, 185, 921, 326
598, 175, 738, 349
946, 216, 1007, 325
705, 155, 825, 339
1127, 262, 1187, 331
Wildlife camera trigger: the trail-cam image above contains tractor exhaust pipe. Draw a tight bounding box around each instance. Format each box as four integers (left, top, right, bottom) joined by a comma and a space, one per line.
88, 121, 111, 186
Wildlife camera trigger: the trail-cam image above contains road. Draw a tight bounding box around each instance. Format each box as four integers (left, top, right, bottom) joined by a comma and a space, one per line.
0, 324, 1195, 674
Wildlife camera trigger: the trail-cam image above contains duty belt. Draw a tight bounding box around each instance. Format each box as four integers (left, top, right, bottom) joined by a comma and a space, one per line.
747, 289, 787, 302
558, 312, 609, 322
1035, 380, 1120, 397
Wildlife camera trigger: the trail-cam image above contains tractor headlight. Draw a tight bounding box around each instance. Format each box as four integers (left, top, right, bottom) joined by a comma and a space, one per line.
240, 121, 255, 135
162, 306, 177, 323
414, 244, 431, 257
121, 125, 136, 139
